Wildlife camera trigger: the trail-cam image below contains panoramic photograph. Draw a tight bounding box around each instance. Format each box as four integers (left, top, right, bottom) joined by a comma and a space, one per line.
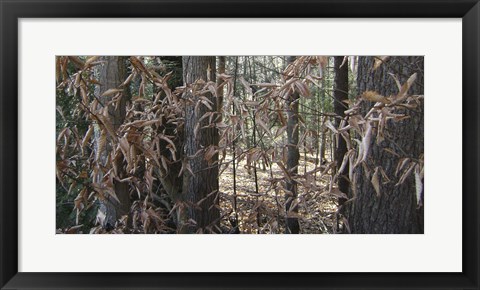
56, 56, 424, 234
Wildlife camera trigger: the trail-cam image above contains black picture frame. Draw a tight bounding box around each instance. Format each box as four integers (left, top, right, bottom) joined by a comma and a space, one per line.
1, 0, 478, 289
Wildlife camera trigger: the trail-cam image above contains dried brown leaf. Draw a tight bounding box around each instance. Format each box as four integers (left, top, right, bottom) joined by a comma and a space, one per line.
414, 164, 423, 205
371, 166, 381, 197
361, 91, 391, 104
101, 88, 123, 98
373, 56, 390, 71
81, 125, 94, 151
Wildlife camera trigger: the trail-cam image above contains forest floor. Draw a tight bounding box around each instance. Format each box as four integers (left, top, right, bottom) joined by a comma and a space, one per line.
218, 151, 339, 234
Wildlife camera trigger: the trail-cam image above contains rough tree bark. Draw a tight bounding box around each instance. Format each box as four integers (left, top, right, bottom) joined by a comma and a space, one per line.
216, 56, 226, 119
285, 56, 300, 234
180, 56, 220, 233
346, 56, 424, 234
94, 56, 131, 229
333, 56, 350, 211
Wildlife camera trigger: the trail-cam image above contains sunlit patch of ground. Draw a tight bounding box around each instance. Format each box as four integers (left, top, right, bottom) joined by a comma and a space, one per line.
219, 151, 339, 234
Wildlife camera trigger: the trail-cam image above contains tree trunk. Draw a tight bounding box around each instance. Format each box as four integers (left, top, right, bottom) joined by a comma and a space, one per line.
333, 56, 350, 209
94, 56, 131, 229
160, 56, 184, 90
217, 56, 226, 119
285, 56, 300, 234
346, 56, 424, 234
319, 77, 327, 165
181, 56, 220, 233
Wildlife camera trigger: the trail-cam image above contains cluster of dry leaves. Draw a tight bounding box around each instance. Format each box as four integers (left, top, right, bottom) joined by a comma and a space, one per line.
56, 56, 423, 234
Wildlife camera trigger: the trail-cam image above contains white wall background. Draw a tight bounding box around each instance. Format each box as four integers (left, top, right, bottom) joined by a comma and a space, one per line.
19, 19, 462, 272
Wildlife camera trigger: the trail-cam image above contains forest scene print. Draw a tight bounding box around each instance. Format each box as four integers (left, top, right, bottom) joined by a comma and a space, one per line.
56, 56, 424, 234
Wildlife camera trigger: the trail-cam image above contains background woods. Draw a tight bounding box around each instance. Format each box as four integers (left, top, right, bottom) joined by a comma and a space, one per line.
56, 55, 424, 234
